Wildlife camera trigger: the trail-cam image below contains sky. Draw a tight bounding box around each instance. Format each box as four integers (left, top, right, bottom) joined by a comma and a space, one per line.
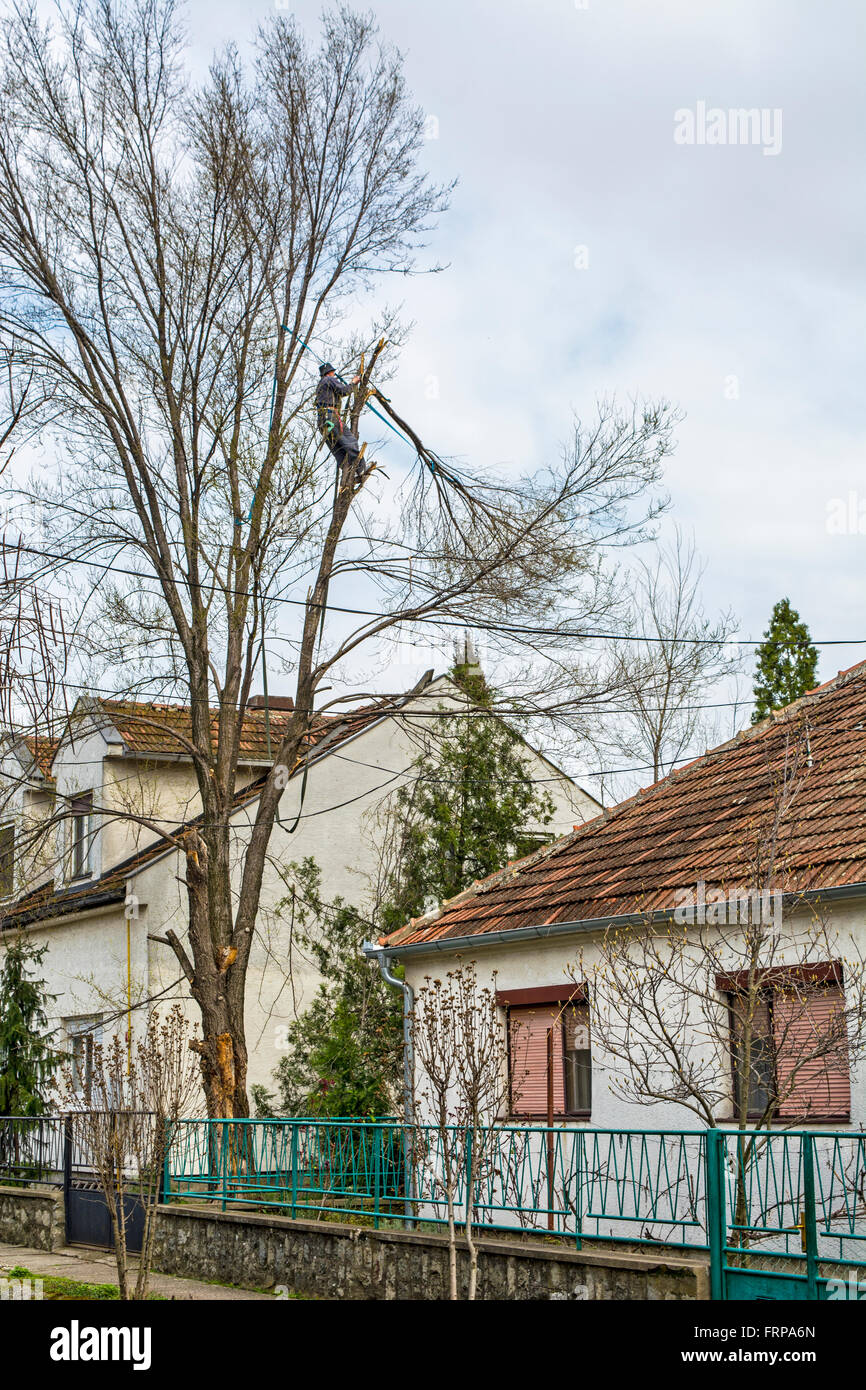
181, 0, 864, 698
12, 0, 864, 790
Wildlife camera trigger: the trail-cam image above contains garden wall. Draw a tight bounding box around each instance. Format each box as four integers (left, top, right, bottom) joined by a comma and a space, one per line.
151, 1203, 709, 1300
0, 1184, 65, 1252
0, 1185, 709, 1298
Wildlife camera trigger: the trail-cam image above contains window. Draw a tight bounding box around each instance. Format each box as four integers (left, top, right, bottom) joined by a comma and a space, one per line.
725, 967, 850, 1121
69, 793, 93, 879
500, 986, 591, 1118
0, 823, 13, 897
731, 996, 775, 1117
65, 1017, 102, 1100
563, 1008, 592, 1114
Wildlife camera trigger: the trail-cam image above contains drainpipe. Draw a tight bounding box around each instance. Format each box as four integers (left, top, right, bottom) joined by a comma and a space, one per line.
363, 941, 415, 1227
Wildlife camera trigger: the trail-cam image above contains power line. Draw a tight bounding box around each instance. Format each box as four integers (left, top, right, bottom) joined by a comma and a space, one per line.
8, 541, 865, 649
2, 666, 756, 719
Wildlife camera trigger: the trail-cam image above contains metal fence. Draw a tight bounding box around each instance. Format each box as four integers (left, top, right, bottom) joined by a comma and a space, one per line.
164, 1118, 866, 1298
0, 1115, 65, 1187
4, 1115, 864, 1297
166, 1118, 709, 1248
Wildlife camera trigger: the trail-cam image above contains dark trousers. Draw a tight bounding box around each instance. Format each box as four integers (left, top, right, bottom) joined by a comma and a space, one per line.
323, 424, 359, 465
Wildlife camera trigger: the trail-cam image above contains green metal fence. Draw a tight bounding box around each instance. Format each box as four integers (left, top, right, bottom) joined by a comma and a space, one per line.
163, 1119, 866, 1299
707, 1128, 866, 1300
166, 1118, 709, 1248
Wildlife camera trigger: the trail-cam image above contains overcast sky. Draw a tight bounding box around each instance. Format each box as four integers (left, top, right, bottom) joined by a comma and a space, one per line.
17, 1, 861, 785
183, 0, 865, 700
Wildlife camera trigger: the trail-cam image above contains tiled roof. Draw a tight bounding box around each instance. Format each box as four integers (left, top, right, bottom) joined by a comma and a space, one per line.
97, 698, 383, 763
23, 735, 59, 778
384, 662, 866, 949
1, 679, 434, 930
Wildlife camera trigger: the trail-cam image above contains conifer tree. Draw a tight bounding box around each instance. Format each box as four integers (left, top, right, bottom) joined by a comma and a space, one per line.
751, 599, 819, 723
258, 661, 555, 1116
0, 936, 61, 1116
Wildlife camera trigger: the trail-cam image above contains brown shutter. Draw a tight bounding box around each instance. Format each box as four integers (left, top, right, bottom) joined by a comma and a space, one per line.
774, 985, 851, 1118
508, 1005, 565, 1115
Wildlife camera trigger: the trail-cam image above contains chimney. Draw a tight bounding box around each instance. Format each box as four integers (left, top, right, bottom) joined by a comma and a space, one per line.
247, 695, 294, 711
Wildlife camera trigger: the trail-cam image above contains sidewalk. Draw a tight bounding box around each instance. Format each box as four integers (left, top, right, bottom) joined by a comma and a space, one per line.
0, 1241, 277, 1300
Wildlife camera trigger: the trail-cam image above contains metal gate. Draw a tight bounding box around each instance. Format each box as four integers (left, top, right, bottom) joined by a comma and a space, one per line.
706, 1129, 866, 1300
62, 1116, 146, 1253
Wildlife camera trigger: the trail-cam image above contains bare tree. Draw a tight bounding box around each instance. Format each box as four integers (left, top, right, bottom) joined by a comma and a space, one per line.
583, 529, 741, 799
57, 1005, 202, 1300
0, 0, 672, 1117
0, 342, 67, 744
409, 962, 513, 1299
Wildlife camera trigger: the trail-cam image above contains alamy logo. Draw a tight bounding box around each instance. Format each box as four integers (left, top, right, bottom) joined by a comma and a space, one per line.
673, 880, 783, 929
49, 1321, 152, 1371
827, 1273, 866, 1300
1, 1275, 43, 1300
674, 101, 782, 156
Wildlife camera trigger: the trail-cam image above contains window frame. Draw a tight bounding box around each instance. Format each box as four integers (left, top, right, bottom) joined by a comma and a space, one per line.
69, 792, 93, 881
0, 821, 14, 899
65, 1015, 102, 1102
500, 986, 591, 1121
724, 969, 851, 1124
727, 988, 776, 1120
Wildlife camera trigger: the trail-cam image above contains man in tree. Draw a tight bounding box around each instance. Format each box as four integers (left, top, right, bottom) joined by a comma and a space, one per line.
315, 363, 372, 488
751, 598, 819, 723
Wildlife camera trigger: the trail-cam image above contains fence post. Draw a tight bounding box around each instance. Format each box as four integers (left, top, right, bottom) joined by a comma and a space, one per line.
62, 1113, 72, 1246
373, 1125, 382, 1230
464, 1126, 473, 1234
160, 1118, 170, 1205
221, 1121, 228, 1213
704, 1128, 726, 1301
801, 1134, 819, 1300
290, 1123, 299, 1220
574, 1130, 584, 1250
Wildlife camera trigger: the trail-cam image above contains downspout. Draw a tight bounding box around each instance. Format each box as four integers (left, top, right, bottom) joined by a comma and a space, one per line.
363, 941, 415, 1227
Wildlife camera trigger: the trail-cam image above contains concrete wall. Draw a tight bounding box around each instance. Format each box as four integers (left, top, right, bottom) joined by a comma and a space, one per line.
0, 1183, 707, 1298
150, 1203, 708, 1300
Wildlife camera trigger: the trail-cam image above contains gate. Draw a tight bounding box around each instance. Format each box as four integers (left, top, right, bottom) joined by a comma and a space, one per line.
706, 1129, 866, 1300
62, 1115, 147, 1253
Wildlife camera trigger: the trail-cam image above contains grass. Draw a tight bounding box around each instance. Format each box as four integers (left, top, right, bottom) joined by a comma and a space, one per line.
2, 1263, 166, 1301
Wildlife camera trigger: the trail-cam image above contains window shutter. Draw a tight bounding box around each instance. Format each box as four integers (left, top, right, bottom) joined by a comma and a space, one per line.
774, 985, 851, 1118
0, 824, 13, 897
508, 1006, 565, 1115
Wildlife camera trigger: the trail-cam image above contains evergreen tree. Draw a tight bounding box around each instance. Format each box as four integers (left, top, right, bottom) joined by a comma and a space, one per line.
0, 936, 62, 1116
379, 662, 555, 935
751, 599, 819, 723
254, 859, 403, 1118
256, 663, 555, 1117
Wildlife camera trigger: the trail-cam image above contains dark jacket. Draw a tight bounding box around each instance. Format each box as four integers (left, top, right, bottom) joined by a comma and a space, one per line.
315, 373, 352, 433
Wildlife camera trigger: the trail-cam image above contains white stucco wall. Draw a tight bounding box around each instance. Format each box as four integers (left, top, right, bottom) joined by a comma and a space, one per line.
399, 895, 866, 1133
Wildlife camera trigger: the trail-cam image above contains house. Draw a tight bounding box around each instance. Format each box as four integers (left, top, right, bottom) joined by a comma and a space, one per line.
0, 671, 599, 1097
376, 661, 866, 1132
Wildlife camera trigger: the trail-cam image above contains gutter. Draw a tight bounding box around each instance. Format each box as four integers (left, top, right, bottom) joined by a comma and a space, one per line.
363, 940, 415, 1227
375, 881, 866, 962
